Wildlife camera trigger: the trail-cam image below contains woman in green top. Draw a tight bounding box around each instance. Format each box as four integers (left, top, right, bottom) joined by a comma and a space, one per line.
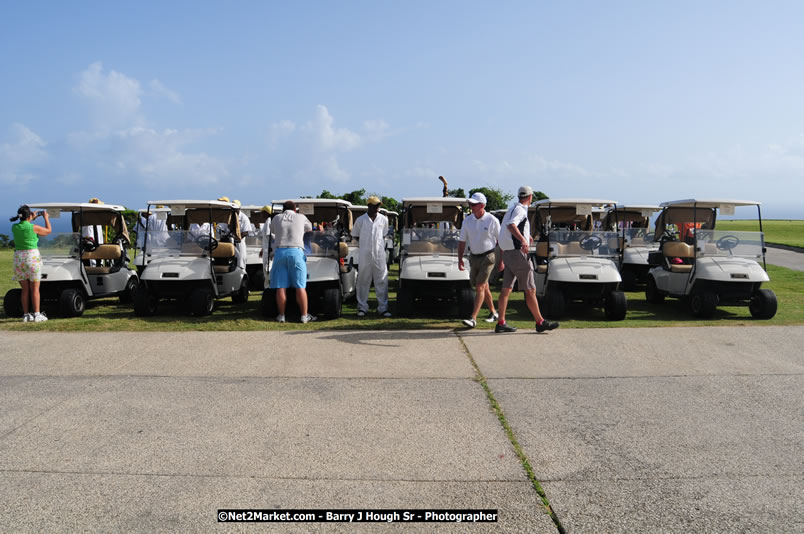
10, 205, 51, 322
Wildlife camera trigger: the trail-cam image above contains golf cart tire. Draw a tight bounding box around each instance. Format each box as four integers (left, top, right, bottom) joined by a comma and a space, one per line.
59, 288, 86, 318
322, 287, 342, 319
621, 269, 637, 291
251, 269, 265, 291
119, 277, 139, 304
190, 287, 214, 316
545, 288, 566, 319
646, 276, 665, 304
232, 276, 249, 304
133, 285, 158, 316
604, 290, 627, 321
458, 287, 474, 318
396, 285, 413, 317
261, 288, 278, 318
691, 289, 718, 318
749, 289, 777, 320
3, 289, 24, 318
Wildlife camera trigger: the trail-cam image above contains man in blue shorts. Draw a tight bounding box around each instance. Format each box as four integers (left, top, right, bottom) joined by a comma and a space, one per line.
269, 200, 316, 323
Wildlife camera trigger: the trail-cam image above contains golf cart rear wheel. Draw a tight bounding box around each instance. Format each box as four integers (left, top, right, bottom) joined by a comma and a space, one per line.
251, 269, 265, 291
59, 288, 86, 317
458, 287, 474, 318
261, 288, 278, 318
232, 276, 249, 304
545, 288, 565, 319
749, 289, 777, 320
646, 277, 665, 304
690, 289, 718, 318
133, 285, 158, 316
119, 276, 139, 304
322, 287, 342, 319
3, 289, 24, 318
190, 288, 214, 316
621, 270, 637, 292
604, 290, 627, 321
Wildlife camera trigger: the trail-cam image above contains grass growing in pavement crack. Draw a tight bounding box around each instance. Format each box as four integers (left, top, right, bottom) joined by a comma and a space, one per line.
457, 334, 566, 534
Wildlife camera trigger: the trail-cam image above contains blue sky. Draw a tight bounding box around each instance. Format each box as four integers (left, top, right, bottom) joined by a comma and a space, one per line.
2, 0, 804, 234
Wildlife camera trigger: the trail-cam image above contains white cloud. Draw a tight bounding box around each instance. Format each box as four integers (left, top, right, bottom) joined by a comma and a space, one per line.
149, 79, 182, 104
75, 62, 143, 131
0, 123, 48, 185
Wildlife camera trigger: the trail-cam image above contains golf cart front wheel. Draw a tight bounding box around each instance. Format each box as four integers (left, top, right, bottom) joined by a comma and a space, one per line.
322, 287, 342, 319
396, 285, 413, 317
458, 287, 474, 318
59, 288, 86, 317
545, 289, 565, 319
604, 290, 627, 321
749, 289, 777, 320
261, 288, 278, 318
232, 276, 249, 304
690, 289, 718, 318
190, 288, 215, 316
3, 289, 24, 318
133, 285, 158, 316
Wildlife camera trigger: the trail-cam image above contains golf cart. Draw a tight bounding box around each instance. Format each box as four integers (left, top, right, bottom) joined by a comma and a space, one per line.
3, 202, 139, 318
396, 197, 473, 317
134, 200, 249, 317
133, 207, 176, 275
260, 199, 356, 319
646, 199, 777, 319
238, 205, 271, 290
602, 204, 662, 290
530, 199, 627, 320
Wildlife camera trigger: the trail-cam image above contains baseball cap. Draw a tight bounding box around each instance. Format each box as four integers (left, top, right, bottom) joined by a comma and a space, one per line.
467, 192, 487, 205
517, 186, 534, 198
217, 196, 230, 202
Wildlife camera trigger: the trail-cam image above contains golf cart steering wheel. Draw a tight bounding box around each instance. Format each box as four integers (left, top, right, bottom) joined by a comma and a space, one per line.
81, 237, 98, 252
716, 234, 740, 251
579, 235, 603, 251
440, 231, 461, 250
110, 233, 130, 247
315, 233, 339, 250
196, 235, 219, 252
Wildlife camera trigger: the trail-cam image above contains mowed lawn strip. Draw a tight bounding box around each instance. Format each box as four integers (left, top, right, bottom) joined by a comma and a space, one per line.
718, 219, 804, 248
1, 248, 802, 331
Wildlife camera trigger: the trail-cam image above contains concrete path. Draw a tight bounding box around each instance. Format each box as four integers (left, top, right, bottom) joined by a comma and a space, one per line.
1, 326, 802, 533
765, 245, 804, 271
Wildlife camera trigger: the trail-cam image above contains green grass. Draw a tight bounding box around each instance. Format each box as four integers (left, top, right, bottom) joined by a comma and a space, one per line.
1, 248, 802, 330
718, 219, 804, 248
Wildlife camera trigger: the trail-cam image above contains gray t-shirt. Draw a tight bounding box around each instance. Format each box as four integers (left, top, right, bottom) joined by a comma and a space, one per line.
270, 211, 312, 248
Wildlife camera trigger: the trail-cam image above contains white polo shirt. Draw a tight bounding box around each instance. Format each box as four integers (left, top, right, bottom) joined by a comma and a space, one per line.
459, 211, 500, 255
498, 202, 530, 251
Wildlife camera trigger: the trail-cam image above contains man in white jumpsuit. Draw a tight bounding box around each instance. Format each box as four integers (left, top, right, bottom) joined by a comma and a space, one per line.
232, 200, 253, 271
351, 196, 391, 317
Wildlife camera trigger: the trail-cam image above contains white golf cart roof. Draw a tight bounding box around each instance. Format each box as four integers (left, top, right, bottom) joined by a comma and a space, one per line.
533, 198, 618, 208
237, 204, 263, 211
611, 204, 661, 212
138, 207, 170, 214
147, 200, 237, 209
402, 197, 467, 206
351, 205, 368, 212
380, 209, 398, 216
272, 198, 353, 207
659, 199, 761, 208
28, 202, 126, 212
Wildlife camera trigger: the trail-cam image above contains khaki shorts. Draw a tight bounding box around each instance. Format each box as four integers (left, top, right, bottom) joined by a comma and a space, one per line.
469, 250, 496, 287
502, 249, 536, 291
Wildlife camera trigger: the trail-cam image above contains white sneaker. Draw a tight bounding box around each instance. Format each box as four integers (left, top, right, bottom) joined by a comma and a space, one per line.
301, 314, 317, 324
381, 311, 392, 318
22, 313, 34, 323
356, 311, 366, 318
33, 312, 48, 323
276, 314, 286, 323
462, 318, 477, 328
484, 312, 499, 323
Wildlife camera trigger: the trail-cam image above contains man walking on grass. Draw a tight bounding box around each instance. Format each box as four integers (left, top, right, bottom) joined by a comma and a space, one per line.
457, 192, 501, 328
495, 186, 559, 334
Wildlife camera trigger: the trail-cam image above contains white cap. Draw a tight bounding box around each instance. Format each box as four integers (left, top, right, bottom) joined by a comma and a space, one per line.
468, 192, 487, 205
518, 185, 534, 198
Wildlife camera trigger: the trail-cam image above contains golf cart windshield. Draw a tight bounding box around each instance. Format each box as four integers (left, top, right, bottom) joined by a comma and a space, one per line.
401, 225, 462, 256
694, 230, 764, 260
304, 228, 344, 258
38, 233, 80, 258
547, 229, 622, 258
623, 228, 658, 250
141, 229, 219, 257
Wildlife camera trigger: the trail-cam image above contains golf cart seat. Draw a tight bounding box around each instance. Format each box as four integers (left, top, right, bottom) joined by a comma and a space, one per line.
663, 241, 694, 272
408, 241, 435, 254
212, 242, 236, 273
82, 244, 122, 261
534, 242, 552, 273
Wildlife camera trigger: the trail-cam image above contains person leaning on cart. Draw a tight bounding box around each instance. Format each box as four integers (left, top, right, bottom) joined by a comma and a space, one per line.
495, 186, 559, 334
9, 205, 52, 323
269, 200, 316, 324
